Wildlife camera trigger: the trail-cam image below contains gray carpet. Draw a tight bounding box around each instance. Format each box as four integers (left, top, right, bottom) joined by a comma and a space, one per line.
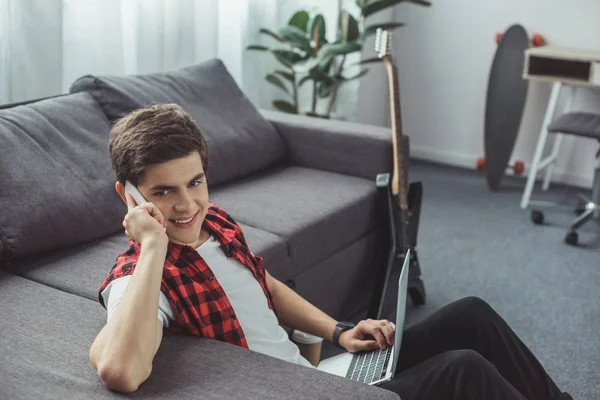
323, 160, 600, 399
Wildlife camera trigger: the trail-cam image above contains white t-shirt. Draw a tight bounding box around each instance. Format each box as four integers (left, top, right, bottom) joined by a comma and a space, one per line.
101, 235, 320, 368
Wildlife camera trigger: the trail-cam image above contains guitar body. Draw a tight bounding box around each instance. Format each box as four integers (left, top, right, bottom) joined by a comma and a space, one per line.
366, 29, 426, 321
367, 173, 425, 321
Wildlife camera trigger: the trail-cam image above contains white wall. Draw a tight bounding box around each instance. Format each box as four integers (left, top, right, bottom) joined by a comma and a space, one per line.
357, 0, 600, 188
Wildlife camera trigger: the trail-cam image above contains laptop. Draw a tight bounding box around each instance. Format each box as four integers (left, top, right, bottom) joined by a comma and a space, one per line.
316, 249, 410, 386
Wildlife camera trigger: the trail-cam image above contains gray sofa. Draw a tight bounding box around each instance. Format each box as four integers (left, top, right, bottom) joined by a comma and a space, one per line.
0, 59, 400, 399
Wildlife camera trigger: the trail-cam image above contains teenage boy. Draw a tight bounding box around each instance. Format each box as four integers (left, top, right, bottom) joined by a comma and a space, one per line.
90, 104, 571, 400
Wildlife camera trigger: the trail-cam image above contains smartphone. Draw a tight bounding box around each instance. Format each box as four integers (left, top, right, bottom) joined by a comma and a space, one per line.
125, 180, 166, 231
124, 180, 148, 206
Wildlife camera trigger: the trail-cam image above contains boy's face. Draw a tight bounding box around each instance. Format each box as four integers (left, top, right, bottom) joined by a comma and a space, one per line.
129, 151, 209, 247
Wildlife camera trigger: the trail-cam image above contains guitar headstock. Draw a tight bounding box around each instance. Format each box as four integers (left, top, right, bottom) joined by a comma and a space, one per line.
375, 28, 392, 64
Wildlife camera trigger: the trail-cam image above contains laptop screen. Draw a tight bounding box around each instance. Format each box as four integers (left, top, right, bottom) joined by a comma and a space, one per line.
391, 249, 410, 373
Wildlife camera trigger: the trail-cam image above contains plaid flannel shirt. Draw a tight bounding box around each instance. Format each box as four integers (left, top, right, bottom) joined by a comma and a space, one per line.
98, 202, 277, 349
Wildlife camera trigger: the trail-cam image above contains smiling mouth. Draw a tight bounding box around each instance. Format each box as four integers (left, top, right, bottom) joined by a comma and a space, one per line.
169, 212, 199, 229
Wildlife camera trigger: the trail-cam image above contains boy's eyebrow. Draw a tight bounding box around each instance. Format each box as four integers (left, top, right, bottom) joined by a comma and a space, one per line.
149, 172, 205, 191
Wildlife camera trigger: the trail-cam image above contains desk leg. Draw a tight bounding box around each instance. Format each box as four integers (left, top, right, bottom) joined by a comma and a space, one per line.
541, 85, 576, 191
520, 81, 563, 209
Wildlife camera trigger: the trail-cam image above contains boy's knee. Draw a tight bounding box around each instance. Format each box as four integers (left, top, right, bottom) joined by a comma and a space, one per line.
456, 296, 499, 321
446, 349, 494, 373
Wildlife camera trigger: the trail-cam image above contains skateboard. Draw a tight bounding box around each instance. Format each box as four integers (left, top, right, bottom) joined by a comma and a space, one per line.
481, 25, 543, 191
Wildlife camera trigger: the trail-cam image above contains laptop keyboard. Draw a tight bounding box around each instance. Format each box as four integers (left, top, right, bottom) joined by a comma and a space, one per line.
345, 346, 393, 384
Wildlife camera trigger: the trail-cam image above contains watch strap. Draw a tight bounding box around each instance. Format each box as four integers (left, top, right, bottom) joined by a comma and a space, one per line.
333, 321, 355, 349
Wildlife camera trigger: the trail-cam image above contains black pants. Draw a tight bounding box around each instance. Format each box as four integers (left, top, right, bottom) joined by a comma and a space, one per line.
378, 296, 564, 400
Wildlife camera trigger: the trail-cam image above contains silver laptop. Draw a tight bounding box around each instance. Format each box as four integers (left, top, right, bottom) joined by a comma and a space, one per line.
316, 249, 410, 386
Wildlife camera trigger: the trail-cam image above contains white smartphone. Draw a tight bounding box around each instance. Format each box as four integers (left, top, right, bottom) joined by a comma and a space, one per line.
124, 180, 166, 231
124, 180, 148, 206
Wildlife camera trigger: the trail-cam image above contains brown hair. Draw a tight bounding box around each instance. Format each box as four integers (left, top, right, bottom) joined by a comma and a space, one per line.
109, 103, 209, 185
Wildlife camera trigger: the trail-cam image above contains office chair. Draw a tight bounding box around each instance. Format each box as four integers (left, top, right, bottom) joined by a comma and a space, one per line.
530, 111, 600, 246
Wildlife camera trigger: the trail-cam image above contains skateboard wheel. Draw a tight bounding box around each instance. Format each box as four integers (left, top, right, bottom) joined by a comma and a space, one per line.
531, 210, 544, 225
513, 161, 525, 175
531, 34, 545, 47
565, 231, 578, 246
476, 157, 485, 171
495, 33, 503, 44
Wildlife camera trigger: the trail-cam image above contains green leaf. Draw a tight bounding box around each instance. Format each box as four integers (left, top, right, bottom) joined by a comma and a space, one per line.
274, 70, 295, 82
340, 68, 368, 80
279, 26, 311, 52
308, 14, 326, 47
362, 0, 431, 18
310, 67, 331, 82
265, 74, 289, 94
356, 0, 370, 9
357, 57, 382, 65
272, 49, 303, 68
407, 0, 432, 5
259, 28, 284, 42
247, 45, 270, 51
363, 22, 406, 36
318, 79, 337, 98
273, 100, 297, 114
319, 41, 362, 57
298, 75, 312, 87
339, 11, 360, 42
293, 57, 321, 73
292, 50, 332, 74
288, 10, 310, 32
318, 54, 334, 73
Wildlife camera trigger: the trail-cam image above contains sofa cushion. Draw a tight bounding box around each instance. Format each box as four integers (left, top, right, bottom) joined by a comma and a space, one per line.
0, 93, 124, 261
0, 272, 399, 400
210, 166, 379, 273
4, 224, 292, 302
293, 230, 384, 320
70, 59, 287, 186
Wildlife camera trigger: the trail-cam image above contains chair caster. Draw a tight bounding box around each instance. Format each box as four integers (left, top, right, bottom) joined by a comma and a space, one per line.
408, 278, 426, 305
531, 210, 544, 225
565, 231, 578, 246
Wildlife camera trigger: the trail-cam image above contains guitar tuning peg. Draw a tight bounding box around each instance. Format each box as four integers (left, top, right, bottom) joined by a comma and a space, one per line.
375, 28, 382, 52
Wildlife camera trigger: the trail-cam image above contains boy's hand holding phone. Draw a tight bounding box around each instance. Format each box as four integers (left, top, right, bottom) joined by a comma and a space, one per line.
123, 193, 168, 247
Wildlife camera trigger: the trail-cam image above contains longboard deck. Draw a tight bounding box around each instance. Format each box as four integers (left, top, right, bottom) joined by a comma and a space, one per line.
484, 24, 530, 191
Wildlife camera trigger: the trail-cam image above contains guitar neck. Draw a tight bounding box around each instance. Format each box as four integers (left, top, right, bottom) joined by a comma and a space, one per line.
384, 61, 408, 212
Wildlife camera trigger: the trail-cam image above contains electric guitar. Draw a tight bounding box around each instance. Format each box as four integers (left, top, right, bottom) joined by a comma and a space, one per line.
367, 29, 426, 321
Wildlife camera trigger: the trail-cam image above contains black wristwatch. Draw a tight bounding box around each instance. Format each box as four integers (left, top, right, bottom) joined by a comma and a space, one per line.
332, 321, 355, 349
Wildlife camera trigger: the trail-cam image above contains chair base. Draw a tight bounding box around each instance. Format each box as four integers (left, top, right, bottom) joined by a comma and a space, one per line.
528, 144, 600, 245
531, 206, 598, 246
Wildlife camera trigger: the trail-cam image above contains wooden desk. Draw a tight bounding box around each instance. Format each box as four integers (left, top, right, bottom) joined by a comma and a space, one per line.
520, 45, 600, 209
523, 45, 600, 87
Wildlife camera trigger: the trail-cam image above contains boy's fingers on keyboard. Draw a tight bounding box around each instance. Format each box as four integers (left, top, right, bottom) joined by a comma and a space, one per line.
359, 340, 380, 352
364, 322, 388, 349
378, 320, 395, 346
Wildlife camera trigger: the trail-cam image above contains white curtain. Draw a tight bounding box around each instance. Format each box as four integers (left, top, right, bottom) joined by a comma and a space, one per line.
0, 0, 358, 119
0, 0, 281, 106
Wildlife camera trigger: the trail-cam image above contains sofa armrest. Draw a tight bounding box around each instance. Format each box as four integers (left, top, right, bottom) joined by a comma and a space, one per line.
144, 333, 400, 400
261, 109, 402, 181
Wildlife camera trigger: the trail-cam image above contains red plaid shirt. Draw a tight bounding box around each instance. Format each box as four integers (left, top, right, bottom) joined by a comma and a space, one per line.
98, 203, 278, 349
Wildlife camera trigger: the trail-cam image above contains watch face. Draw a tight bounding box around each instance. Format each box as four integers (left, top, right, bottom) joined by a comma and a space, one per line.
338, 321, 355, 329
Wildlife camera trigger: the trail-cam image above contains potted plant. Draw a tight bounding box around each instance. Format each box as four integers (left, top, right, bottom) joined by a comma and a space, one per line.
247, 0, 431, 119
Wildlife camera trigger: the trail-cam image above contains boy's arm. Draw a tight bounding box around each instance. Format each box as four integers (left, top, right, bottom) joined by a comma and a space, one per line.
266, 272, 395, 354
266, 272, 338, 343
90, 195, 169, 393
90, 239, 167, 393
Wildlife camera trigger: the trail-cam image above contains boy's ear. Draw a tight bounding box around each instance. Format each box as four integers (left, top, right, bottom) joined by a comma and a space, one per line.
115, 182, 127, 204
